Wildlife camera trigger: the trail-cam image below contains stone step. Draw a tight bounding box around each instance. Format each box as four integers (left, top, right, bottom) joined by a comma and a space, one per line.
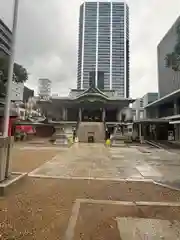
77, 122, 105, 143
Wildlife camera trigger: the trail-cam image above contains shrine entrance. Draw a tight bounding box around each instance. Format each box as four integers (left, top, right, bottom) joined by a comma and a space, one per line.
82, 108, 102, 122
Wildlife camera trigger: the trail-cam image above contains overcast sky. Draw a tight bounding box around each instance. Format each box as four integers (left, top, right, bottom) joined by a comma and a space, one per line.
0, 0, 180, 98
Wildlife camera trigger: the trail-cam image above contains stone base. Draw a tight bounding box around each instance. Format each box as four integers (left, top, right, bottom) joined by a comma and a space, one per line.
111, 143, 126, 148
54, 133, 73, 146
0, 172, 27, 196
53, 141, 71, 147
111, 140, 127, 147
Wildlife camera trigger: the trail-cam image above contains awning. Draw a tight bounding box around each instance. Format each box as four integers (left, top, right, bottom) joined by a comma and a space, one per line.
145, 88, 180, 108
163, 114, 180, 120
169, 121, 180, 124
134, 118, 169, 124
16, 125, 35, 133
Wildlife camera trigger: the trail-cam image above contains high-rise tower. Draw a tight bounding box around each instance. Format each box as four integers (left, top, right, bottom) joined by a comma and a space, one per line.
77, 1, 129, 98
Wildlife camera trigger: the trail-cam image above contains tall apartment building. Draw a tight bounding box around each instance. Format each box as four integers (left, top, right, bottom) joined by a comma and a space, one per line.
38, 79, 51, 97
158, 16, 180, 98
77, 1, 129, 98
0, 18, 12, 57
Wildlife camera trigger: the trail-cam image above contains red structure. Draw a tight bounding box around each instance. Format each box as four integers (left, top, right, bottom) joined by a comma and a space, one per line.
0, 107, 18, 136
0, 116, 18, 136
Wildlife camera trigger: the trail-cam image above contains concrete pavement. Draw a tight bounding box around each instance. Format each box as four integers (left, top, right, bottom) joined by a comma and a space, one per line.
28, 143, 180, 188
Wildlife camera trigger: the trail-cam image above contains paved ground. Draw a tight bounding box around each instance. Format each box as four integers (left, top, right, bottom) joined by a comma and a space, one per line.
29, 143, 180, 184
0, 143, 180, 239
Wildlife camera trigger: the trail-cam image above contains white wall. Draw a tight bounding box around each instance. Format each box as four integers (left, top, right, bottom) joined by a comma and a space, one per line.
11, 82, 24, 101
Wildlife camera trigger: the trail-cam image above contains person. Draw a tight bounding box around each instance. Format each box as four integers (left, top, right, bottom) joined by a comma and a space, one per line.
105, 129, 109, 140
106, 138, 111, 147
73, 128, 76, 142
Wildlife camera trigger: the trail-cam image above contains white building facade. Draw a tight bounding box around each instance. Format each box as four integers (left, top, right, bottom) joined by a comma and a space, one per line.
11, 82, 24, 101
132, 92, 158, 120
38, 78, 51, 98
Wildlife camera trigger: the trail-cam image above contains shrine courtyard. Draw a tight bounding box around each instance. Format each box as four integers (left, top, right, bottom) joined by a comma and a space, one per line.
0, 142, 180, 239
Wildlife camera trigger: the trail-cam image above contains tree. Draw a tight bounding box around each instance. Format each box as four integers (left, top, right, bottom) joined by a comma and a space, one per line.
165, 52, 180, 71
165, 23, 180, 72
0, 56, 28, 97
13, 62, 28, 83
0, 56, 28, 83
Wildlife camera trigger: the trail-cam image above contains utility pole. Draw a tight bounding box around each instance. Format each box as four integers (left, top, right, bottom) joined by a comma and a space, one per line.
0, 0, 19, 182
3, 0, 19, 137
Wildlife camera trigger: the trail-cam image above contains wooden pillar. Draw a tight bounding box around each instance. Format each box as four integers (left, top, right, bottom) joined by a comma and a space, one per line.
139, 124, 141, 143
142, 124, 145, 141
79, 108, 82, 122
62, 108, 67, 121
117, 108, 121, 122
65, 108, 67, 121
139, 123, 144, 143
62, 108, 65, 121
102, 108, 106, 122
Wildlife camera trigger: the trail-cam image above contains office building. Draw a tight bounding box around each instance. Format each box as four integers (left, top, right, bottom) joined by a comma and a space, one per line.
143, 92, 158, 108
38, 78, 51, 98
132, 92, 158, 120
0, 18, 12, 57
77, 1, 129, 98
158, 16, 180, 98
145, 17, 180, 141
132, 98, 144, 120
132, 98, 144, 109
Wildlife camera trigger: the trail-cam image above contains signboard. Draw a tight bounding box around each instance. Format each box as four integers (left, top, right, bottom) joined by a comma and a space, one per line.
39, 96, 50, 101
168, 131, 174, 141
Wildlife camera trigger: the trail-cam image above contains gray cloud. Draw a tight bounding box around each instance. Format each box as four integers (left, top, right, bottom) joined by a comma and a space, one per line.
0, 0, 180, 97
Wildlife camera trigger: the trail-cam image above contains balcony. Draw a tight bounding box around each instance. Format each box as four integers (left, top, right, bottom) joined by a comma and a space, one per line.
0, 44, 11, 55
0, 22, 12, 40
0, 81, 6, 98
0, 32, 11, 47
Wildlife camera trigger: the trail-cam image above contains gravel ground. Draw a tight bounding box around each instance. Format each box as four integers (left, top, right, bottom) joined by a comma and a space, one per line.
0, 178, 180, 239
11, 148, 60, 173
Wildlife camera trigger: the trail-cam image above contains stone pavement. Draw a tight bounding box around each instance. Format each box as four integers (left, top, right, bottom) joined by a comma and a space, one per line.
110, 146, 180, 180
29, 143, 180, 186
